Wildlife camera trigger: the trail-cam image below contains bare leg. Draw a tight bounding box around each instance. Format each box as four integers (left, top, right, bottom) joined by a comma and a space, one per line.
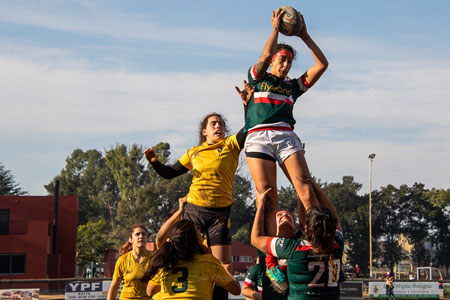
280, 151, 319, 211
246, 157, 278, 236
280, 164, 306, 229
210, 245, 231, 300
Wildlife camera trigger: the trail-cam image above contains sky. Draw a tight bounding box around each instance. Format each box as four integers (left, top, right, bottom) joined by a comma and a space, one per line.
1, 0, 450, 196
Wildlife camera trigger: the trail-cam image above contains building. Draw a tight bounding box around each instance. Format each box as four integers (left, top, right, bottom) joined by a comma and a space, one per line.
0, 195, 78, 289
231, 240, 258, 274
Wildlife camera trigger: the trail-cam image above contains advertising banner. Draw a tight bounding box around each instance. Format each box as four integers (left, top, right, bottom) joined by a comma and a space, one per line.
369, 281, 439, 299
340, 281, 363, 299
65, 281, 112, 300
0, 289, 39, 300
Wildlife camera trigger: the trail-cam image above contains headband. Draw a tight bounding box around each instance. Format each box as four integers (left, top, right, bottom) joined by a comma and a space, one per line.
272, 50, 293, 62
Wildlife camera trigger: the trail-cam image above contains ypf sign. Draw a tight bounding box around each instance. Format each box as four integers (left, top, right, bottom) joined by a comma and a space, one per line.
65, 281, 112, 299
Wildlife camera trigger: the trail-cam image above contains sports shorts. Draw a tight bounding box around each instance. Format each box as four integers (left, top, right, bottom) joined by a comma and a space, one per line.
244, 128, 303, 165
181, 202, 231, 246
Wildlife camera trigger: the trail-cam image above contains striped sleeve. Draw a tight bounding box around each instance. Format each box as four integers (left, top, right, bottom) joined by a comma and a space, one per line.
243, 264, 259, 289
298, 74, 311, 91
248, 65, 264, 83
266, 237, 298, 259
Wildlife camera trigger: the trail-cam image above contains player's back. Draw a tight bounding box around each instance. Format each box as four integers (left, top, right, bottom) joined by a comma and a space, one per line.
286, 239, 343, 300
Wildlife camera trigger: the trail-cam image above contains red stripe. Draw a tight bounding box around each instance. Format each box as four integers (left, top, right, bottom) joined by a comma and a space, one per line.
266, 237, 274, 256
251, 65, 263, 80
296, 245, 312, 251
243, 281, 253, 288
254, 97, 293, 106
248, 126, 292, 134
300, 74, 311, 88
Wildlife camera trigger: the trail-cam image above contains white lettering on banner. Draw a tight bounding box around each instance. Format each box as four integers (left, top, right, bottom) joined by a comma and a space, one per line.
65, 280, 116, 300
369, 281, 440, 298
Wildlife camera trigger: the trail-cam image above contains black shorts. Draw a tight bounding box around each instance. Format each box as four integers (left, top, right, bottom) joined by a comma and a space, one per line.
181, 202, 231, 246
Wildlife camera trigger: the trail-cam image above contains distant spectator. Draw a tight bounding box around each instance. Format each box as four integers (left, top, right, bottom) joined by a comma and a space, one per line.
355, 264, 360, 278
385, 272, 396, 300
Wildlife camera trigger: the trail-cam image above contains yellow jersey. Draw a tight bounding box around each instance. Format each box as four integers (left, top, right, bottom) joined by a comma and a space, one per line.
178, 134, 241, 208
113, 251, 152, 300
149, 254, 235, 300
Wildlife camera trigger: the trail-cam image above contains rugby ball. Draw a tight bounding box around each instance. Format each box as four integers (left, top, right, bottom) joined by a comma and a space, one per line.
278, 6, 304, 36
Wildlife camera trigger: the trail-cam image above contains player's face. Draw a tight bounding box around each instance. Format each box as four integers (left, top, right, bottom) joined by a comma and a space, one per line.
130, 227, 147, 249
270, 51, 293, 79
202, 116, 225, 144
276, 210, 295, 231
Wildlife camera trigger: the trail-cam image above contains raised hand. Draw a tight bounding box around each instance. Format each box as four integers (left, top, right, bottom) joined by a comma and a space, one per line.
144, 148, 158, 163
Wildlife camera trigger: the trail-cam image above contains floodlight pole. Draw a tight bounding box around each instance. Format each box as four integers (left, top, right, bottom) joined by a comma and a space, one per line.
369, 153, 376, 278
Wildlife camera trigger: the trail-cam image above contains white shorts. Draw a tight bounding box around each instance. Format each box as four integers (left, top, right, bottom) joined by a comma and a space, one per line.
244, 129, 303, 165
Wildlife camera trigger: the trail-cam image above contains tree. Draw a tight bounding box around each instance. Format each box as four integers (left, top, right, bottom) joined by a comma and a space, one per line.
0, 163, 27, 195
372, 185, 407, 271
77, 220, 114, 266
230, 173, 254, 243
427, 188, 450, 276
44, 149, 113, 225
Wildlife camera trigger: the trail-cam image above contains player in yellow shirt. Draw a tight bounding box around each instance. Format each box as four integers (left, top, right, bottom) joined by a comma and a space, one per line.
146, 219, 241, 299
107, 225, 153, 300
144, 82, 254, 299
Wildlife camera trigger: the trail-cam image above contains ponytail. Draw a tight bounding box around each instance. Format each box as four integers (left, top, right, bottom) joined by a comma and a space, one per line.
144, 220, 207, 280
119, 240, 133, 256
304, 206, 337, 257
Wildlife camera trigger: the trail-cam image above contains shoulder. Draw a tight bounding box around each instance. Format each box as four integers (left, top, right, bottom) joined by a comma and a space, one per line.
223, 134, 240, 149
115, 251, 130, 266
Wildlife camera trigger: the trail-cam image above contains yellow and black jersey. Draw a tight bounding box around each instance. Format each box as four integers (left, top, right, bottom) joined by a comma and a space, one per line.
178, 134, 242, 208
149, 254, 234, 300
113, 251, 152, 300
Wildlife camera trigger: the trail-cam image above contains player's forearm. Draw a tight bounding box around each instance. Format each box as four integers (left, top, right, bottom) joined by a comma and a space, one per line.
303, 36, 328, 69
255, 29, 279, 76
155, 213, 181, 248
242, 286, 260, 299
311, 179, 340, 224
251, 202, 267, 252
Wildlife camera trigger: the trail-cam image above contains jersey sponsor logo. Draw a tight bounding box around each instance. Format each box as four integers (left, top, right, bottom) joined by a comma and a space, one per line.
217, 147, 223, 153
276, 238, 286, 248
259, 82, 293, 96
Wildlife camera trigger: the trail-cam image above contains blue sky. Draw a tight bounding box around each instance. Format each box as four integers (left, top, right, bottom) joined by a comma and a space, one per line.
1, 0, 450, 195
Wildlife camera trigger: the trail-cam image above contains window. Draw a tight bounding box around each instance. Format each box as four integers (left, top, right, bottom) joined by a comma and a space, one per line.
0, 254, 26, 274
239, 256, 253, 262
0, 210, 9, 235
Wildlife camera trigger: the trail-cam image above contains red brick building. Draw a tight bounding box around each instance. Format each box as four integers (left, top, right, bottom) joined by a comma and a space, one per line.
0, 195, 78, 289
231, 240, 258, 274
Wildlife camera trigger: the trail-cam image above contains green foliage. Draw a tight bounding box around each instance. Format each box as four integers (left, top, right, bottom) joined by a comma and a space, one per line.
0, 163, 27, 195
46, 144, 450, 275
77, 220, 114, 265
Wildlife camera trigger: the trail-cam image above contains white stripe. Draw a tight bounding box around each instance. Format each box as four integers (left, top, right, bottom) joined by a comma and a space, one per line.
254, 91, 288, 101
270, 237, 279, 257
244, 278, 255, 286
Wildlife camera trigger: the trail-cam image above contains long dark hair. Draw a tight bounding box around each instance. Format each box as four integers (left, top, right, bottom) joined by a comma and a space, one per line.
119, 224, 147, 255
198, 113, 228, 145
303, 206, 337, 257
145, 220, 207, 279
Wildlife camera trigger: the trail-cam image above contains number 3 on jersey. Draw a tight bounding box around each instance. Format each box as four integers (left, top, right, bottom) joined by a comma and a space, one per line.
172, 267, 188, 293
307, 259, 341, 288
